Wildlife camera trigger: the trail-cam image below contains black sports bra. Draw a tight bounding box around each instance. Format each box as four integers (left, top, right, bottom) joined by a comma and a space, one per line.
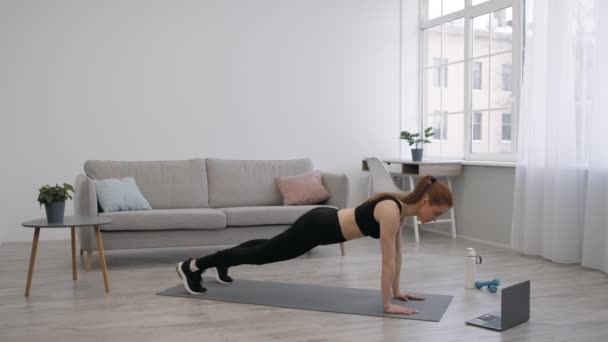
354, 195, 403, 239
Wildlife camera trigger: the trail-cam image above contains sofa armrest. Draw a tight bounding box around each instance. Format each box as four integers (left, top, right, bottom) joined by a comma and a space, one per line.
321, 172, 349, 209
74, 174, 98, 251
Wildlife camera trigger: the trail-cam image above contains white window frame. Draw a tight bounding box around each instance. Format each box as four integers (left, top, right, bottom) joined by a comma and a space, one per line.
418, 0, 522, 162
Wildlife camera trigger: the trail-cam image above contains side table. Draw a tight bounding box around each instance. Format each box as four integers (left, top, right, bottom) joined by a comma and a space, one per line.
21, 216, 112, 296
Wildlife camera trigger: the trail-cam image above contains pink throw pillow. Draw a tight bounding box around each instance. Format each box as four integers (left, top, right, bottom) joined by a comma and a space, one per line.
275, 171, 331, 205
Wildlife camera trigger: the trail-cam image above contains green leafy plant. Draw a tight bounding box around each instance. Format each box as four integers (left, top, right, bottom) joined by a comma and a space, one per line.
37, 183, 74, 207
400, 127, 435, 149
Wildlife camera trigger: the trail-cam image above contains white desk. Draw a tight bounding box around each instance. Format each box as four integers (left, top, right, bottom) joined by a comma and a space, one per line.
362, 159, 462, 242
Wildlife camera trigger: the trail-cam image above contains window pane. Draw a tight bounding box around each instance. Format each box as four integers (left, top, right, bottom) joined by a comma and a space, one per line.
425, 114, 464, 158
489, 110, 513, 153
424, 25, 441, 67
443, 18, 465, 62
442, 62, 464, 113
472, 112, 483, 141
443, 0, 464, 16
471, 111, 489, 153
427, 0, 441, 20
490, 53, 512, 109
472, 0, 489, 5
432, 58, 442, 86
501, 112, 512, 141
471, 57, 489, 111
472, 61, 482, 90
472, 14, 490, 58
491, 7, 513, 54
502, 64, 512, 92
429, 112, 449, 140
425, 68, 442, 114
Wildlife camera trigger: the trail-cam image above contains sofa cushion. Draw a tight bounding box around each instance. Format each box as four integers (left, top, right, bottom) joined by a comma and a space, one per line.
99, 208, 226, 231
219, 205, 334, 227
94, 177, 153, 212
85, 159, 209, 209
206, 158, 313, 208
275, 171, 331, 205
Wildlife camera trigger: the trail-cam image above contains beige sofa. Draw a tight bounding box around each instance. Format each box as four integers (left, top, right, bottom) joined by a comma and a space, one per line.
74, 158, 349, 265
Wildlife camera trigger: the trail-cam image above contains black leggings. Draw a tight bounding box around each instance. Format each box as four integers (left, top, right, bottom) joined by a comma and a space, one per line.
195, 207, 346, 270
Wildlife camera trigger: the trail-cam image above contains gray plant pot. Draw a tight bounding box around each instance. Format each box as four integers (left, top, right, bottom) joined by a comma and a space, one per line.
45, 201, 65, 224
411, 148, 424, 161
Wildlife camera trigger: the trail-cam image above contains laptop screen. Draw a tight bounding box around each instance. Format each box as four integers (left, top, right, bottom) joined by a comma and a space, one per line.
501, 280, 530, 328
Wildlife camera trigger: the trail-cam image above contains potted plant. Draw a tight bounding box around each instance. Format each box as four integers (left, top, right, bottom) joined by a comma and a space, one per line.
38, 183, 74, 224
400, 127, 434, 161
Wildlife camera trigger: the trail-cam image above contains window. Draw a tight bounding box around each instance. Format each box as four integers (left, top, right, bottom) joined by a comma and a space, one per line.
473, 112, 483, 141
502, 64, 512, 92
473, 61, 482, 90
502, 112, 512, 141
432, 58, 448, 87
420, 0, 520, 161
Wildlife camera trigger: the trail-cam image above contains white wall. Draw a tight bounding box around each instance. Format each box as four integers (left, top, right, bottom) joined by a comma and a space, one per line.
0, 0, 410, 244
400, 0, 421, 156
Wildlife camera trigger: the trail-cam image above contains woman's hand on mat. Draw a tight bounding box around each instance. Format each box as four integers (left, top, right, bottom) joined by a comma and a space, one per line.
393, 291, 425, 301
384, 303, 418, 315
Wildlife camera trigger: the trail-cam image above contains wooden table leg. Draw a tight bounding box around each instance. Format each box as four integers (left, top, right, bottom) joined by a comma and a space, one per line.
339, 242, 345, 256
25, 228, 40, 297
94, 226, 110, 293
71, 226, 77, 281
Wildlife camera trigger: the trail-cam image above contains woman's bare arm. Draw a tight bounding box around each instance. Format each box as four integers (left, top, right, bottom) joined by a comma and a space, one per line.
393, 224, 403, 296
376, 201, 417, 315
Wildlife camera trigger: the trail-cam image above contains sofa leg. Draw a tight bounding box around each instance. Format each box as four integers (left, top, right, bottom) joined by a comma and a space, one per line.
339, 242, 345, 256
85, 251, 92, 271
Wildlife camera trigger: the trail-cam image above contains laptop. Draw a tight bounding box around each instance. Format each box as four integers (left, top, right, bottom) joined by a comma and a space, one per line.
465, 280, 530, 331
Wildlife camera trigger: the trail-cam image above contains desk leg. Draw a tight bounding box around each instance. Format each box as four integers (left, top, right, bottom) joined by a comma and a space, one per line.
94, 226, 110, 293
408, 176, 420, 243
25, 228, 40, 297
447, 177, 457, 239
71, 226, 77, 280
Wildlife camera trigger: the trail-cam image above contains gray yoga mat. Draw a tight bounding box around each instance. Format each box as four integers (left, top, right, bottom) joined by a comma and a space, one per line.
157, 276, 453, 322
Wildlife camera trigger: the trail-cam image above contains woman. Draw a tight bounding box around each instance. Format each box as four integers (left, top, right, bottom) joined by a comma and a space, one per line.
176, 175, 453, 315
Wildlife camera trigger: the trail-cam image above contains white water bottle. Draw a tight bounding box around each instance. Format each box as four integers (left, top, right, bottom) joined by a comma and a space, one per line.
464, 248, 482, 289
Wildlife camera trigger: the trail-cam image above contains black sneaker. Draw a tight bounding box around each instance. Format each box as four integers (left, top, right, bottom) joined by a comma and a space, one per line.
215, 266, 234, 285
176, 260, 207, 295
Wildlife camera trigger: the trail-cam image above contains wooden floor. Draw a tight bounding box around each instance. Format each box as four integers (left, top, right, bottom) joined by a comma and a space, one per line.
1, 228, 607, 342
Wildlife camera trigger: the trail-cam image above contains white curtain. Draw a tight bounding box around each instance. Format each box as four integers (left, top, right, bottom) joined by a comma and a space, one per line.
512, 0, 608, 272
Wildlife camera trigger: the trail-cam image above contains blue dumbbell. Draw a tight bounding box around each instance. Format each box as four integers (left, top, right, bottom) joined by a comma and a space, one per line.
475, 279, 501, 293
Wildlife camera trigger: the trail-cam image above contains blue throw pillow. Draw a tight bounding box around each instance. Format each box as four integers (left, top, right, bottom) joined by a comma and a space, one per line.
94, 177, 152, 212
